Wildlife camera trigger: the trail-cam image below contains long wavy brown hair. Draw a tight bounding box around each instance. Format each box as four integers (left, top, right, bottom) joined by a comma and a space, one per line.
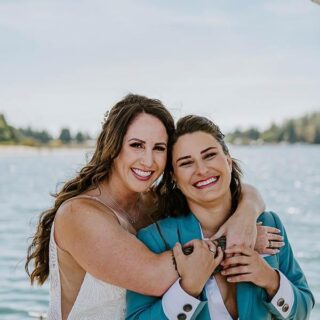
158, 115, 242, 217
25, 94, 175, 285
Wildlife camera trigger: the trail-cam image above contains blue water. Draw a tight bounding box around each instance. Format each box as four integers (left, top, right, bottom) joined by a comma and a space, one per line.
0, 145, 319, 319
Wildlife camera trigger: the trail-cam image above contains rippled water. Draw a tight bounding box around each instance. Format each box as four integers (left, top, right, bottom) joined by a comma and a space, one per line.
0, 145, 319, 319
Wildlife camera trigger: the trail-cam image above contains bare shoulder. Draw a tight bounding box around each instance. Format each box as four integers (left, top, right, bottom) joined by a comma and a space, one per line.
54, 198, 120, 250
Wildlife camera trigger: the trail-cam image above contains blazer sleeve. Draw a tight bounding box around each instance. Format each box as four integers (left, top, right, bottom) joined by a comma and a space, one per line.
261, 211, 315, 320
125, 226, 206, 320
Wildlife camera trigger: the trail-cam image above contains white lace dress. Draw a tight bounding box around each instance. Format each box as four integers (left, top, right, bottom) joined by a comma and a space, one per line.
48, 223, 127, 320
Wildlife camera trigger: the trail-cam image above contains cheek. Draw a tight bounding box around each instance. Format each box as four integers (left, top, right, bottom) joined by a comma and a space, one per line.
174, 169, 190, 188
156, 153, 167, 170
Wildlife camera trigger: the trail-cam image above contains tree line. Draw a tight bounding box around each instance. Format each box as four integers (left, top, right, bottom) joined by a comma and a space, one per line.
1, 110, 320, 146
226, 111, 320, 145
0, 114, 91, 146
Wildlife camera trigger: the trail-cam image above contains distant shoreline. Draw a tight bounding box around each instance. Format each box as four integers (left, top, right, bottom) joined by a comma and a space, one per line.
0, 145, 94, 153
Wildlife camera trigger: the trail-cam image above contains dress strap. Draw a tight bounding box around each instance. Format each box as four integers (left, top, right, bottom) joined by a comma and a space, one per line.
62, 195, 122, 226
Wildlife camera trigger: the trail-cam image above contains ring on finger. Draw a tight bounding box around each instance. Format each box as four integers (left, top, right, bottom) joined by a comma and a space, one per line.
268, 240, 273, 248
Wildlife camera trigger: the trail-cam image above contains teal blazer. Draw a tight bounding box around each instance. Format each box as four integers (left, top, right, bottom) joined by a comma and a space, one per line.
126, 212, 314, 319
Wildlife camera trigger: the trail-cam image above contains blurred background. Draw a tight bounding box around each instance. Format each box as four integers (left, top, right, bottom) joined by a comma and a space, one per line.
0, 0, 319, 318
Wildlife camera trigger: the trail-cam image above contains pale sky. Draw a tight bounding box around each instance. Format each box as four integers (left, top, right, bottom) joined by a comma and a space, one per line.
1, 0, 319, 136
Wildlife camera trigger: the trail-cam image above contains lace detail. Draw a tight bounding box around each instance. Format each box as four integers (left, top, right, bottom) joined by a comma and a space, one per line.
48, 223, 126, 320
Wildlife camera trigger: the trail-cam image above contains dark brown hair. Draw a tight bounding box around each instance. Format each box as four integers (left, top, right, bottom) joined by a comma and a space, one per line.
158, 115, 242, 217
25, 94, 175, 285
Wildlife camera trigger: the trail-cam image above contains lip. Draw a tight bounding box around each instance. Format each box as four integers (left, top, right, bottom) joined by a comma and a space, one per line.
131, 168, 154, 181
193, 176, 220, 189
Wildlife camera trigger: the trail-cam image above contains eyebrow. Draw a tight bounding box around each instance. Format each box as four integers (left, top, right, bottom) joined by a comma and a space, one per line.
176, 146, 217, 163
128, 138, 167, 146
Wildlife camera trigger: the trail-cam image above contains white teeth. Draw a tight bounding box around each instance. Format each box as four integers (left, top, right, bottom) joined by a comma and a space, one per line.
195, 177, 217, 187
132, 168, 152, 177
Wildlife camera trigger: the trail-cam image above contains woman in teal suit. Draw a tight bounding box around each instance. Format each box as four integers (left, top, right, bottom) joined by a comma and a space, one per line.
126, 115, 314, 320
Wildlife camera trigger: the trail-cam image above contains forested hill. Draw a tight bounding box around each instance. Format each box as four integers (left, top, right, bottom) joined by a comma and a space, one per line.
0, 114, 91, 146
227, 111, 320, 144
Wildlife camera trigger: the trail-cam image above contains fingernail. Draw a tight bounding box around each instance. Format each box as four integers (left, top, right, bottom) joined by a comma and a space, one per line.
227, 277, 231, 282
221, 270, 226, 275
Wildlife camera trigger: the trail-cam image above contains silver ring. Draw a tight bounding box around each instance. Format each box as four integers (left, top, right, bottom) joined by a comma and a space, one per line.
268, 240, 272, 248
209, 248, 216, 255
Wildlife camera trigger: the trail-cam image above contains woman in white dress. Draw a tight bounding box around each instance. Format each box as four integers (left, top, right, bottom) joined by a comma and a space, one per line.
25, 94, 271, 320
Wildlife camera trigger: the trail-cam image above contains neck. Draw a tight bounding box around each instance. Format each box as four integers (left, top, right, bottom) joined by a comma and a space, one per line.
188, 192, 232, 238
98, 178, 140, 215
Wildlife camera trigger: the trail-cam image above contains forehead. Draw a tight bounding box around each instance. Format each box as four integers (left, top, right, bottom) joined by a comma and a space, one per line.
125, 113, 168, 142
173, 131, 221, 159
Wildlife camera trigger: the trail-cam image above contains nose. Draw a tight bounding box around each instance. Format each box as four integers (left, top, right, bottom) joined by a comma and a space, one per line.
140, 149, 154, 168
196, 160, 209, 176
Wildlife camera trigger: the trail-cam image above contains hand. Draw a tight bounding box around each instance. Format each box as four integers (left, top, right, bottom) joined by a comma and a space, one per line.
221, 245, 280, 298
255, 222, 284, 255
212, 213, 257, 250
173, 240, 224, 297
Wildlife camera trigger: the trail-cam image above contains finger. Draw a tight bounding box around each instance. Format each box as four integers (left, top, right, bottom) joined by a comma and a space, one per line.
221, 265, 250, 276
263, 248, 280, 255
215, 247, 224, 265
211, 226, 225, 240
221, 255, 249, 267
269, 241, 285, 248
226, 273, 252, 283
267, 234, 284, 241
264, 226, 281, 234
173, 243, 184, 262
183, 240, 195, 248
182, 239, 203, 250
224, 244, 252, 256
204, 240, 217, 255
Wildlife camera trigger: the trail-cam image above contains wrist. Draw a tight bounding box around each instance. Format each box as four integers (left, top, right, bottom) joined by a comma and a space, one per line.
264, 269, 280, 299
180, 279, 201, 297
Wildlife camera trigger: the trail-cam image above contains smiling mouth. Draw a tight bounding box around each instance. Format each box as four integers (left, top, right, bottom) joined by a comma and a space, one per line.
193, 176, 219, 189
131, 168, 154, 181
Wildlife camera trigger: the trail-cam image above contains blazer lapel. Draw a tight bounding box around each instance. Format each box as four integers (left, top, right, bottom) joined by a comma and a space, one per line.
177, 212, 202, 244
237, 282, 255, 320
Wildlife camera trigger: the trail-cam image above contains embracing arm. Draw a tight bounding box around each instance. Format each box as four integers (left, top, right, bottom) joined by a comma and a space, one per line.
213, 183, 265, 248
55, 199, 177, 296
126, 230, 212, 320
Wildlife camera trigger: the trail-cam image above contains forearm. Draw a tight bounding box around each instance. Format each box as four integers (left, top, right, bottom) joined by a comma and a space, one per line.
144, 251, 178, 296
239, 183, 265, 218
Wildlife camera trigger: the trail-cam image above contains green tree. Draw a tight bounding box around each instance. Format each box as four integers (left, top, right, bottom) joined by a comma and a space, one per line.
59, 128, 72, 144
75, 131, 85, 144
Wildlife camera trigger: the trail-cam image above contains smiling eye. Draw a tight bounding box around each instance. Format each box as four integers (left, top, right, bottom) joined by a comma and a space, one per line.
204, 152, 216, 159
180, 161, 193, 167
154, 145, 166, 152
130, 142, 144, 149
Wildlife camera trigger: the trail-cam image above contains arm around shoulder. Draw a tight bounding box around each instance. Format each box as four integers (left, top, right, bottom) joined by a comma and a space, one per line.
54, 199, 176, 296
